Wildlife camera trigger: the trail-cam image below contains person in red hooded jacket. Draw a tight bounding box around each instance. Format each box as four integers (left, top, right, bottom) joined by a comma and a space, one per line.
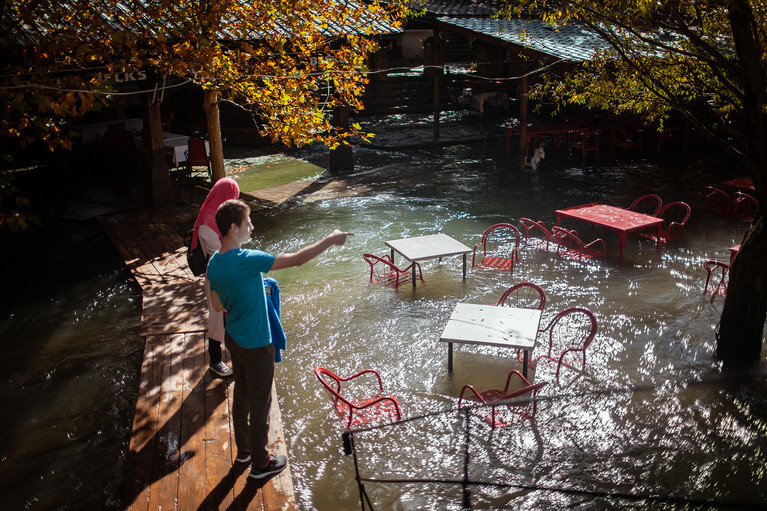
191, 177, 240, 376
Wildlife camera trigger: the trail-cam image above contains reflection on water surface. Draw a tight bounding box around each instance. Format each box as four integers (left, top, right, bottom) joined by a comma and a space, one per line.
1, 141, 766, 510
263, 144, 766, 510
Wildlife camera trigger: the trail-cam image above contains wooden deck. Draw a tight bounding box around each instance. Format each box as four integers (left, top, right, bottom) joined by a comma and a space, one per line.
98, 207, 297, 511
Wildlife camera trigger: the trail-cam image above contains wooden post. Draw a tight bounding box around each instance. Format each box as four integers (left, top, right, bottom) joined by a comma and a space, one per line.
329, 106, 353, 172
519, 68, 529, 172
434, 70, 440, 138
424, 29, 444, 138
433, 29, 441, 138
141, 85, 173, 206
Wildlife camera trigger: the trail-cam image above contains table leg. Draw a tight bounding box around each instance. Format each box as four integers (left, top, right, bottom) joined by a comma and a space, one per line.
390, 248, 395, 261
556, 213, 562, 226
462, 254, 467, 279
412, 263, 417, 289
619, 232, 626, 261
448, 342, 453, 373
522, 350, 529, 380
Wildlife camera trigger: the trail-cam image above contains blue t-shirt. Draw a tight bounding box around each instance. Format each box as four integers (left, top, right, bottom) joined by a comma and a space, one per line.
207, 248, 276, 349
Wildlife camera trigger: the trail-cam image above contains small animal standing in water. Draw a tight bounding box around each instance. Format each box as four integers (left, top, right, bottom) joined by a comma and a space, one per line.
525, 142, 546, 170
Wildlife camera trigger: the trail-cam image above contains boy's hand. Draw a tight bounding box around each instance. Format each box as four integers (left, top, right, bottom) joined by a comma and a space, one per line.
328, 229, 354, 246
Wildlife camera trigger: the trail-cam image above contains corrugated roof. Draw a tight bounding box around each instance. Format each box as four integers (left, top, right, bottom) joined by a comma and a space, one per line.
2, 0, 401, 50
438, 17, 610, 62
415, 0, 499, 16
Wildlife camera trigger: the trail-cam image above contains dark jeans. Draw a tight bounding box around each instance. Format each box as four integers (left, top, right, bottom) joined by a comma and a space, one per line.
224, 332, 275, 467
208, 338, 222, 365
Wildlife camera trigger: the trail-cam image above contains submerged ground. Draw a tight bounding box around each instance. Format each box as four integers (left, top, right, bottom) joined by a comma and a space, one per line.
1, 116, 766, 510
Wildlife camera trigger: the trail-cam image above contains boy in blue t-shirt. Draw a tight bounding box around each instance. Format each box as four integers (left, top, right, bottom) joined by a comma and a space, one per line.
207, 199, 352, 480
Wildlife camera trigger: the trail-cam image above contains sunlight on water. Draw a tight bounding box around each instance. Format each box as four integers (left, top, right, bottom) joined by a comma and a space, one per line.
250, 145, 767, 510
0, 219, 142, 510
2, 143, 766, 510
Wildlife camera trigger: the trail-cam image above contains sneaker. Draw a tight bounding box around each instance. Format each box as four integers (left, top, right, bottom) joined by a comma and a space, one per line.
235, 451, 251, 463
248, 454, 287, 480
209, 361, 233, 377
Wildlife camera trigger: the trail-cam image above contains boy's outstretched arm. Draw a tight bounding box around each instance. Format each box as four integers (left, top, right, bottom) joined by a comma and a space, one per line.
271, 229, 353, 270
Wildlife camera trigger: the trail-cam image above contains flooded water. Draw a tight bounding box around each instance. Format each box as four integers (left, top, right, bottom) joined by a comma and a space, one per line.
1, 140, 766, 510
0, 219, 142, 510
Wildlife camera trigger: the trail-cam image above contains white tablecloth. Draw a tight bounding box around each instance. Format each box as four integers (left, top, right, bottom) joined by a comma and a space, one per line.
133, 132, 210, 167
162, 133, 210, 167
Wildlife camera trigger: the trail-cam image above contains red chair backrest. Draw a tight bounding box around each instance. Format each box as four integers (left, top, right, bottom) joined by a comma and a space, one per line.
519, 218, 552, 240
496, 282, 546, 310
187, 137, 208, 165
701, 186, 731, 214
480, 223, 521, 250
363, 253, 399, 275
628, 194, 663, 216
315, 366, 353, 409
657, 201, 691, 226
541, 307, 597, 356
733, 191, 758, 220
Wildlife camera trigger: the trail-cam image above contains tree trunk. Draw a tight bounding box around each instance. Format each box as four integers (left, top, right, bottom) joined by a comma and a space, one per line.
203, 88, 226, 182
141, 93, 173, 207
717, 215, 767, 366
716, 1, 767, 366
328, 106, 353, 173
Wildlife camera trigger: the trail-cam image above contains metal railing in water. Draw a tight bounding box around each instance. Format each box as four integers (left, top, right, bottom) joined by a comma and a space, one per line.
339, 373, 767, 511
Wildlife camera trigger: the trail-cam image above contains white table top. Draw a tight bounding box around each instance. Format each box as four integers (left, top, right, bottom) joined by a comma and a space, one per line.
439, 303, 541, 350
385, 233, 472, 262
134, 132, 210, 166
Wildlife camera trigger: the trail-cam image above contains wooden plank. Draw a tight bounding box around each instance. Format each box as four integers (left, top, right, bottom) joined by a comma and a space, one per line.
261, 383, 298, 511
103, 213, 166, 288
177, 331, 208, 509
146, 333, 185, 510
123, 334, 165, 511
99, 214, 152, 284
108, 205, 296, 511
203, 349, 239, 510
118, 211, 178, 287
140, 280, 207, 336
98, 215, 137, 268
138, 210, 193, 282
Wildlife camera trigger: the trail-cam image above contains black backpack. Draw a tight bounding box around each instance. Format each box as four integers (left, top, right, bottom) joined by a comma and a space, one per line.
184, 229, 209, 276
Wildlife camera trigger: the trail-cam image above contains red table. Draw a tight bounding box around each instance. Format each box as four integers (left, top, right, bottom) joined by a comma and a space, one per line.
720, 176, 755, 193
556, 203, 664, 260
729, 244, 740, 264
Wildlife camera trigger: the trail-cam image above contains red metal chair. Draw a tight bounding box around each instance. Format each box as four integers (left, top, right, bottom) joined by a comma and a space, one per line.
496, 282, 546, 310
628, 193, 663, 217
641, 201, 691, 243
315, 367, 402, 429
700, 186, 732, 215
458, 370, 547, 429
363, 253, 422, 289
185, 136, 210, 178
519, 218, 564, 252
550, 226, 607, 261
160, 107, 173, 131
472, 223, 522, 273
606, 124, 643, 158
703, 260, 729, 296
533, 307, 597, 380
497, 282, 546, 362
732, 191, 758, 221
568, 129, 601, 162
